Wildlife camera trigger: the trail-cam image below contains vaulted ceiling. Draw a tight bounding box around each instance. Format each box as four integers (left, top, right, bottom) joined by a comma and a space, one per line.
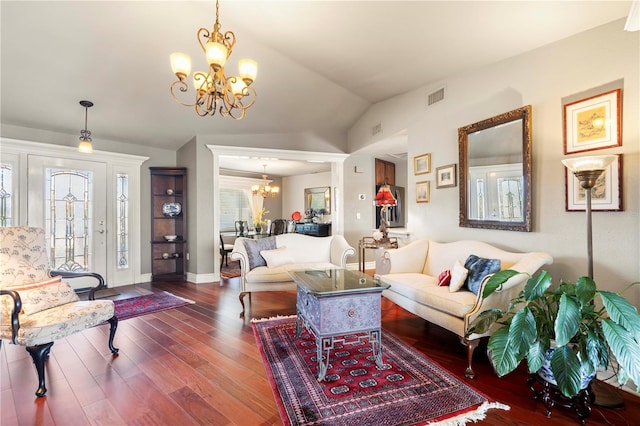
1, 1, 632, 171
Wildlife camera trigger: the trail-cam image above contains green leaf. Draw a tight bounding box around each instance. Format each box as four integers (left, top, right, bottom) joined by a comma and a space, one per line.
509, 307, 537, 356
598, 291, 640, 336
466, 309, 503, 336
523, 270, 552, 301
575, 276, 596, 307
585, 329, 609, 370
550, 345, 582, 397
487, 327, 524, 377
482, 270, 521, 299
527, 340, 547, 373
555, 293, 581, 346
602, 319, 640, 392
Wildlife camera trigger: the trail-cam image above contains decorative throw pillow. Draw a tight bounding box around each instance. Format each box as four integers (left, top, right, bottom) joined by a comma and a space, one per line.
243, 236, 277, 270
464, 254, 502, 295
438, 270, 451, 286
449, 260, 468, 292
260, 246, 295, 268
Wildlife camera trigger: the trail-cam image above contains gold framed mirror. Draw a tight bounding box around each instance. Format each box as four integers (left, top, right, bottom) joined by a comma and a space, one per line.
458, 105, 532, 232
304, 186, 331, 215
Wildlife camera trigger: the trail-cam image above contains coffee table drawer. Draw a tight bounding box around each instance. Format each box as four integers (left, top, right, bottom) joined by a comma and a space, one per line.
297, 287, 381, 335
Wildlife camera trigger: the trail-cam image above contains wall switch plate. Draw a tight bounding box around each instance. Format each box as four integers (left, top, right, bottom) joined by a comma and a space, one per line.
356, 212, 361, 220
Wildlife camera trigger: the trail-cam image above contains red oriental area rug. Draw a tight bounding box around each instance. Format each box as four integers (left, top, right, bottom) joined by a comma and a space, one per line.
113, 291, 194, 320
252, 316, 509, 426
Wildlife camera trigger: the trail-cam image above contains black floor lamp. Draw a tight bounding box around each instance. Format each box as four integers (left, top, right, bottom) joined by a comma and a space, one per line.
562, 154, 622, 408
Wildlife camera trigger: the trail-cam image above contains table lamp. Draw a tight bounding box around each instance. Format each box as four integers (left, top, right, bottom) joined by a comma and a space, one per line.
374, 183, 397, 242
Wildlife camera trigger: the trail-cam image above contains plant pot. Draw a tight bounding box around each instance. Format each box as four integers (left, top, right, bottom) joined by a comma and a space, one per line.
537, 348, 596, 390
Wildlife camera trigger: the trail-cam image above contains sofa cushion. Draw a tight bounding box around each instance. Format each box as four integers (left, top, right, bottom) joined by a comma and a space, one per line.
260, 246, 295, 268
245, 262, 339, 284
379, 273, 477, 318
449, 260, 468, 292
244, 237, 277, 270
464, 255, 501, 295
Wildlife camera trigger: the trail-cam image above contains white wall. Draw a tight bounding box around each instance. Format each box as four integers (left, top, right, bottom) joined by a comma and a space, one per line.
347, 19, 640, 306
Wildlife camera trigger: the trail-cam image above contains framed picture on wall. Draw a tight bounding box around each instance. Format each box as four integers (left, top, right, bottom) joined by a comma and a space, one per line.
414, 153, 431, 175
563, 89, 621, 154
565, 154, 623, 211
416, 181, 430, 203
435, 164, 457, 188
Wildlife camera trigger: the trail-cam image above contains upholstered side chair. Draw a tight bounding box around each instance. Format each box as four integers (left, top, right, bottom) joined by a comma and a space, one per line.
0, 226, 119, 397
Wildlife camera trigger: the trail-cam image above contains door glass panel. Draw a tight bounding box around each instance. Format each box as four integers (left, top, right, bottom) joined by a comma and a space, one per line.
0, 164, 12, 226
117, 173, 129, 269
46, 168, 93, 271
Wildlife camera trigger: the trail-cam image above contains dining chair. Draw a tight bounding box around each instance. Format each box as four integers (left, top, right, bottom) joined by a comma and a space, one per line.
220, 234, 235, 267
269, 219, 287, 236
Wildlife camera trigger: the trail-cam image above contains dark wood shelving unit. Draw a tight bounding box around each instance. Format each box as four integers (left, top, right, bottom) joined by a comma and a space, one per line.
150, 167, 187, 281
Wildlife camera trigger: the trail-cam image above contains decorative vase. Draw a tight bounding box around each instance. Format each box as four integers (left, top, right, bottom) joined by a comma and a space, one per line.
537, 347, 596, 390
255, 226, 262, 234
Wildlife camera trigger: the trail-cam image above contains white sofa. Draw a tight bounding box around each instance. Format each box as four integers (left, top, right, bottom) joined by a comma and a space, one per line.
231, 233, 355, 317
376, 239, 553, 378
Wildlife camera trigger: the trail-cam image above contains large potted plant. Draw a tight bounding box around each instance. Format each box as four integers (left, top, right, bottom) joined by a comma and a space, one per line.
467, 270, 640, 398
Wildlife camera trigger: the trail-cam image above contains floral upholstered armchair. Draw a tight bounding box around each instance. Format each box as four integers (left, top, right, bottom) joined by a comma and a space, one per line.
0, 226, 119, 397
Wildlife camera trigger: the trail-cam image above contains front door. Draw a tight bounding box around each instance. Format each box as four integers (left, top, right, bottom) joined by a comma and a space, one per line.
27, 155, 108, 283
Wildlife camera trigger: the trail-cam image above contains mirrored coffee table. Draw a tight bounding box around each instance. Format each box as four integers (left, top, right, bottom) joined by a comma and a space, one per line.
288, 268, 390, 381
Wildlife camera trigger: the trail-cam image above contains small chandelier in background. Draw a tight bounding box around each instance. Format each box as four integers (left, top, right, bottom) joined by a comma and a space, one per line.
170, 0, 257, 119
78, 100, 94, 153
252, 165, 279, 198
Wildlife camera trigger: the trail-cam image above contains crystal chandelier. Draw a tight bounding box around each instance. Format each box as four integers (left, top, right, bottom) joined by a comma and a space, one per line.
78, 100, 94, 153
252, 165, 279, 198
170, 0, 257, 119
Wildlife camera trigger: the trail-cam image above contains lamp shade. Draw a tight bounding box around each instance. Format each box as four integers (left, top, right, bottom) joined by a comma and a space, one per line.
238, 58, 257, 85
562, 155, 617, 172
205, 41, 228, 70
375, 184, 397, 206
170, 52, 191, 78
78, 140, 93, 153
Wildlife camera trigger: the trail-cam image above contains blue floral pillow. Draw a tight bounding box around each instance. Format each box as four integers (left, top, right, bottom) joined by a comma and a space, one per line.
464, 255, 501, 295
243, 237, 277, 270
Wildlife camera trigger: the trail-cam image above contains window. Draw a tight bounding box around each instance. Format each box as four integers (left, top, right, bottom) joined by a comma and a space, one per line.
220, 188, 251, 230
116, 174, 129, 269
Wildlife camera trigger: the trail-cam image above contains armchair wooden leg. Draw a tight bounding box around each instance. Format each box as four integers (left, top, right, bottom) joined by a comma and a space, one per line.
107, 316, 119, 354
462, 338, 480, 379
26, 342, 54, 397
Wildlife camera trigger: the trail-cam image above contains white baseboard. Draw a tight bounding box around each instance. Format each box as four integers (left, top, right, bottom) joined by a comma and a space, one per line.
187, 271, 216, 284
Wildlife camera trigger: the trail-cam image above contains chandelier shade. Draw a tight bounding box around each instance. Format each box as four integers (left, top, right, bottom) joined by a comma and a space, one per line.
169, 0, 257, 119
252, 165, 280, 198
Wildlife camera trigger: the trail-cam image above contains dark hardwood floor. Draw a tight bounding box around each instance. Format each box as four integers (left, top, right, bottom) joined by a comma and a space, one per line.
2, 276, 639, 425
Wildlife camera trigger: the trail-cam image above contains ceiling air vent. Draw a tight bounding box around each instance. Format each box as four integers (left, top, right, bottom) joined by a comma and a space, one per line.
427, 87, 445, 107
372, 123, 383, 136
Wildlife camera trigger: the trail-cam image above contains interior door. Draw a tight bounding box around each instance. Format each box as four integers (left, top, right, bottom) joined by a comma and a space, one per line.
27, 155, 108, 284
